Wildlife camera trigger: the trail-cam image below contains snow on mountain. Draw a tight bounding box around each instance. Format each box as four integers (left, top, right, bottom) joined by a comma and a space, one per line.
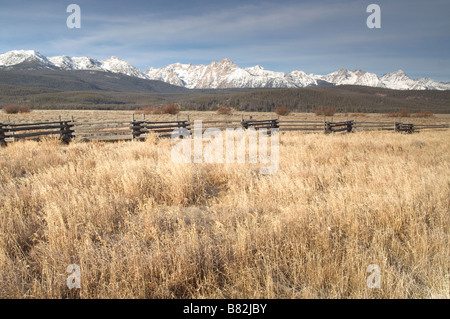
49, 56, 104, 71
145, 59, 318, 89
285, 70, 319, 87
100, 56, 148, 79
1, 50, 449, 90
0, 50, 54, 69
72, 57, 104, 70
145, 58, 264, 89
379, 70, 422, 90
1, 50, 144, 78
320, 68, 384, 88
47, 56, 76, 70
376, 70, 450, 90
414, 77, 450, 90
146, 59, 237, 89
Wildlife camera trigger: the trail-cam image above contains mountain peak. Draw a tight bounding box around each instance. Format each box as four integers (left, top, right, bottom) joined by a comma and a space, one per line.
382, 69, 409, 79
213, 58, 238, 69
218, 58, 234, 64
0, 49, 51, 67
246, 65, 265, 72
385, 69, 407, 77
105, 56, 122, 61
101, 56, 147, 79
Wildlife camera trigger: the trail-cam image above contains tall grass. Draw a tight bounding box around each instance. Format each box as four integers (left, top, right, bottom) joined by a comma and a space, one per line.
0, 131, 449, 299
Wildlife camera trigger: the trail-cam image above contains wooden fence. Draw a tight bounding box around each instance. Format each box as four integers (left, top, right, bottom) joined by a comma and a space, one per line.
241, 119, 279, 134
395, 122, 415, 134
1, 116, 449, 146
1, 120, 74, 144
325, 121, 354, 134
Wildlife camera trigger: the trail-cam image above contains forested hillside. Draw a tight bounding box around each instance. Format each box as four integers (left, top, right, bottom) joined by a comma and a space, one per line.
1, 82, 449, 113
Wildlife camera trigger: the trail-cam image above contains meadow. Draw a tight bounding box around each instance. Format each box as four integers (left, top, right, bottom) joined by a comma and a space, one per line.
0, 110, 449, 299
2, 109, 450, 124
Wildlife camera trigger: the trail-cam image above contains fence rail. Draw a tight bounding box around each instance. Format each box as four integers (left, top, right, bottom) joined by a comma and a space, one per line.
0, 115, 449, 146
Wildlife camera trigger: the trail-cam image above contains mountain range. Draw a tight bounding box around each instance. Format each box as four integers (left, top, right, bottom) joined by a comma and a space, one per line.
1, 50, 449, 91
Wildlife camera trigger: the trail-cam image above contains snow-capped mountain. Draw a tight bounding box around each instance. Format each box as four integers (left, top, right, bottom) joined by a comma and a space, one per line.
48, 55, 104, 71
414, 77, 450, 91
0, 50, 146, 78
1, 50, 449, 90
145, 58, 318, 89
146, 61, 450, 90
0, 50, 54, 69
100, 56, 148, 79
320, 68, 384, 88
379, 70, 423, 90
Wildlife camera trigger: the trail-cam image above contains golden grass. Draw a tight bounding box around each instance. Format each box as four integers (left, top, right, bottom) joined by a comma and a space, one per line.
0, 129, 449, 299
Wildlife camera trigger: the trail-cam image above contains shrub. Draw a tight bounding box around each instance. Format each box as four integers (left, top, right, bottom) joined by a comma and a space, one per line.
275, 106, 291, 116
324, 108, 336, 116
397, 109, 410, 117
3, 104, 31, 114
217, 106, 232, 115
384, 109, 410, 118
315, 108, 335, 116
162, 104, 179, 115
411, 111, 434, 118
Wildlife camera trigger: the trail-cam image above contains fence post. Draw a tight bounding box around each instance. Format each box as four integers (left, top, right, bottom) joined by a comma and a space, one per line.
131, 118, 143, 141
59, 120, 73, 144
267, 119, 279, 135
270, 119, 279, 129
0, 123, 6, 147
324, 122, 332, 134
346, 120, 354, 133
177, 120, 189, 139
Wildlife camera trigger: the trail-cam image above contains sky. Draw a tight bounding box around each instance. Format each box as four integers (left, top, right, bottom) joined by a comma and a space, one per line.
0, 0, 449, 81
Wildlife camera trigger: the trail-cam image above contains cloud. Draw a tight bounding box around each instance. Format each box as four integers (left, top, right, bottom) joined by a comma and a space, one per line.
49, 3, 346, 48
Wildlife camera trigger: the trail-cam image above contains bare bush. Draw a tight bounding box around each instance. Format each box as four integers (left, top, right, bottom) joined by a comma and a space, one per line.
275, 106, 291, 116
315, 107, 335, 116
411, 111, 434, 118
384, 109, 410, 118
3, 104, 31, 114
162, 104, 180, 115
217, 106, 232, 115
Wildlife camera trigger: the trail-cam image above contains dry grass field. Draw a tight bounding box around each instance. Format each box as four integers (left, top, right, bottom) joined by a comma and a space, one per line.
2, 109, 450, 125
0, 110, 449, 299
